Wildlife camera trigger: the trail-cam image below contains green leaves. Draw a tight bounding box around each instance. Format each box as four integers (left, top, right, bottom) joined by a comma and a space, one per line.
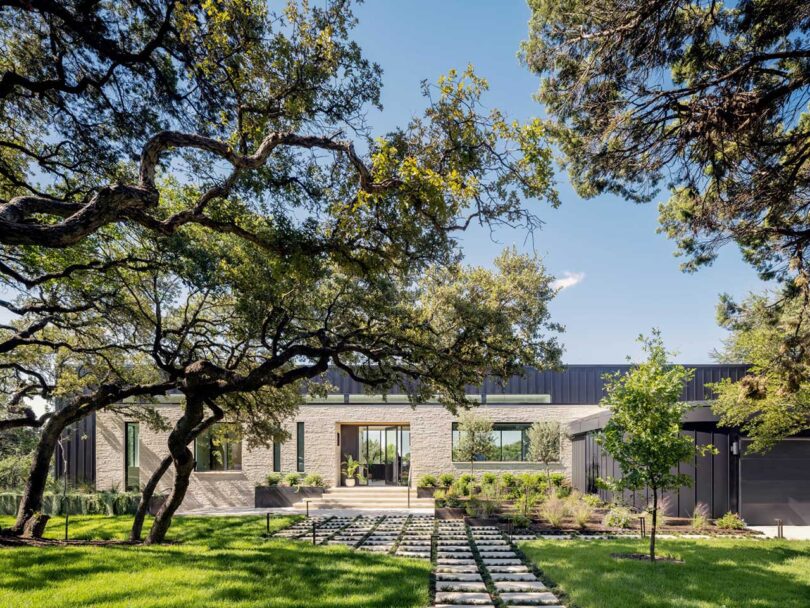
599, 332, 708, 494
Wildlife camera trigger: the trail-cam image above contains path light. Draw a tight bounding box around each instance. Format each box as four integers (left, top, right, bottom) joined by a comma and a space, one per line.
639, 516, 646, 539
776, 519, 784, 539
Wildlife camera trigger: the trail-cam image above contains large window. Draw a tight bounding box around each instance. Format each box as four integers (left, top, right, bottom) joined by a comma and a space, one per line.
451, 422, 538, 462
195, 424, 242, 472
125, 422, 140, 490
296, 422, 305, 472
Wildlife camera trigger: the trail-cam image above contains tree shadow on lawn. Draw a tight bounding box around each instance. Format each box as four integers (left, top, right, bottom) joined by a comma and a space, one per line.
521, 538, 810, 608
0, 537, 430, 608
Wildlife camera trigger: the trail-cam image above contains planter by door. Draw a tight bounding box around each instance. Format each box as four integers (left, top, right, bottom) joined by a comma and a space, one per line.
345, 478, 356, 487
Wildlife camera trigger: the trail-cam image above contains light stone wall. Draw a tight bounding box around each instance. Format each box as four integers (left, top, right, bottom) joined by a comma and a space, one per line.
96, 400, 604, 509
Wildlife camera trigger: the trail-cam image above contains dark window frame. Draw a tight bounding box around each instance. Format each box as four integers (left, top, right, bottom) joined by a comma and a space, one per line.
451, 422, 548, 463
194, 424, 242, 472
273, 441, 281, 473
125, 422, 140, 491
296, 422, 305, 472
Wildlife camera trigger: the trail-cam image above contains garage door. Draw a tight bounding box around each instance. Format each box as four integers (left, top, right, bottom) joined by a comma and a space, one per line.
740, 439, 810, 525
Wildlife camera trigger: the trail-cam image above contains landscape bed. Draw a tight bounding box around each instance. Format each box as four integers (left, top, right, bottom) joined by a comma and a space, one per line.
520, 537, 810, 608
0, 515, 431, 608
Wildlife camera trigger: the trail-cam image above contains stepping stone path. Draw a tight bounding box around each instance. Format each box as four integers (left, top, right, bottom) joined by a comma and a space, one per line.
275, 517, 564, 606
451, 525, 563, 608
273, 514, 435, 559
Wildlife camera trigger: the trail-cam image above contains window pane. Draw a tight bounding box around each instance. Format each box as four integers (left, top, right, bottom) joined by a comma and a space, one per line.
228, 439, 242, 471
273, 442, 281, 472
501, 429, 523, 461
297, 422, 305, 472
195, 429, 211, 472
125, 423, 140, 490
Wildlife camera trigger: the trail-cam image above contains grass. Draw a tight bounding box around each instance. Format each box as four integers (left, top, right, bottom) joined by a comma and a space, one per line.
521, 537, 810, 608
0, 515, 431, 608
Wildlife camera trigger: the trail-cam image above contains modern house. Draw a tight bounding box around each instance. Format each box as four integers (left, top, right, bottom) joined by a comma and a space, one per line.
58, 364, 810, 524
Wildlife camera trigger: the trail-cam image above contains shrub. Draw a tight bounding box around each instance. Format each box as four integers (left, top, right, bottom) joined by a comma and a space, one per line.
691, 502, 710, 531
715, 511, 746, 530
433, 489, 447, 506
554, 481, 572, 499
581, 493, 602, 507
602, 505, 633, 529
481, 472, 498, 486
549, 472, 566, 487
510, 512, 531, 529
418, 474, 438, 488
453, 474, 474, 497
266, 473, 282, 486
465, 497, 481, 517
644, 494, 672, 525
0, 491, 153, 516
571, 501, 594, 529
443, 486, 463, 508
284, 472, 301, 487
303, 473, 325, 487
501, 472, 517, 488
438, 473, 455, 487
514, 489, 541, 516
539, 494, 568, 528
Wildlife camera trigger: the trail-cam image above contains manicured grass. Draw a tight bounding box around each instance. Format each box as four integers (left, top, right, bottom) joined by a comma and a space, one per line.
0, 515, 431, 608
521, 537, 810, 608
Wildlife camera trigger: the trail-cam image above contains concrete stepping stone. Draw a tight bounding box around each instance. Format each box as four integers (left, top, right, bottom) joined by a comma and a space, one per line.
499, 592, 560, 605
438, 558, 477, 565
486, 565, 530, 573
490, 573, 538, 582
434, 605, 494, 608
436, 582, 488, 592
435, 592, 493, 605
494, 581, 547, 592
436, 565, 480, 574
436, 573, 483, 582
482, 558, 522, 565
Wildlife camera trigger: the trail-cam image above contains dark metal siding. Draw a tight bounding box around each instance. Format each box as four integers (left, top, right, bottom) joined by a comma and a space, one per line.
54, 413, 96, 487
574, 425, 733, 518
324, 364, 749, 404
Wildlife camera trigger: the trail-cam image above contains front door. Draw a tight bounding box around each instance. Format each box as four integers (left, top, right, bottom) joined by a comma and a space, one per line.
357, 425, 411, 485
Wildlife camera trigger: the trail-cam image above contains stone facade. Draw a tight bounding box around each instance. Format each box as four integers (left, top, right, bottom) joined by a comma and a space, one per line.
96, 398, 604, 509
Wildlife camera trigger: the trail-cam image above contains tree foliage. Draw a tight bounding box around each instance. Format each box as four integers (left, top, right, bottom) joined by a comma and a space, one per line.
713, 292, 810, 451
454, 410, 496, 474
0, 1, 563, 540
527, 420, 561, 477
523, 0, 810, 280
599, 332, 708, 560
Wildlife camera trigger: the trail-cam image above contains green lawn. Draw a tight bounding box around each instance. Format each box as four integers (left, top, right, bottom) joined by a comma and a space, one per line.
521, 538, 810, 608
0, 515, 430, 608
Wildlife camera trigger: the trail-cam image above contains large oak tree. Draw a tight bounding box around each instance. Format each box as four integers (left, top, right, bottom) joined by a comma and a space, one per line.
523, 0, 810, 440
1, 1, 564, 541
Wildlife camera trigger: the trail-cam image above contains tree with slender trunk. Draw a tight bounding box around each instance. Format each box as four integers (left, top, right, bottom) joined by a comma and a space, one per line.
598, 331, 713, 561
454, 410, 496, 477
527, 420, 561, 485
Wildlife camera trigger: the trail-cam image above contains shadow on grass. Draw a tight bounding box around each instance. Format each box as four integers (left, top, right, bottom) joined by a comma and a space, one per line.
0, 515, 430, 608
521, 538, 810, 608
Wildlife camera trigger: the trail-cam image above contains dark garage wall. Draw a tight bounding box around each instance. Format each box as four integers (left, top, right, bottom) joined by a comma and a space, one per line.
571, 425, 732, 519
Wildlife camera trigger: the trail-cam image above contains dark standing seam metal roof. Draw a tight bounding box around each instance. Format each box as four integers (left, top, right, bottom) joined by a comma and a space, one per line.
323, 364, 749, 405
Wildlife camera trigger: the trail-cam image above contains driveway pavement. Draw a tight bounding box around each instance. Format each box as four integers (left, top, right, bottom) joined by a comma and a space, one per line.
749, 526, 810, 540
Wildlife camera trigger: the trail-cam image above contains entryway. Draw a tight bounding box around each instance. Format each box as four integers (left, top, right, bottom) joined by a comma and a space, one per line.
338, 424, 411, 486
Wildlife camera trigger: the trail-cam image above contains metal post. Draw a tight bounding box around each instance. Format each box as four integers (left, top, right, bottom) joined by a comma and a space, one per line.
266, 512, 270, 535
639, 516, 646, 539
306, 500, 310, 517
312, 518, 316, 545
776, 519, 784, 539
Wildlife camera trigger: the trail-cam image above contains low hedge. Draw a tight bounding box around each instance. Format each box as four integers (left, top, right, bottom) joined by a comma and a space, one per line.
0, 491, 148, 516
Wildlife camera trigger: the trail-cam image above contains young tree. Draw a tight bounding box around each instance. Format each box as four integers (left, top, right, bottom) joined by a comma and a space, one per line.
527, 420, 561, 483
454, 410, 496, 475
599, 331, 711, 561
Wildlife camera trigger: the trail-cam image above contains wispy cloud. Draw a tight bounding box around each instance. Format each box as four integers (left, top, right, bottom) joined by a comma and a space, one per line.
552, 271, 585, 292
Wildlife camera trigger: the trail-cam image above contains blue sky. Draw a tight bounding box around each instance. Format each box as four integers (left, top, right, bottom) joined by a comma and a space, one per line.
350, 0, 768, 364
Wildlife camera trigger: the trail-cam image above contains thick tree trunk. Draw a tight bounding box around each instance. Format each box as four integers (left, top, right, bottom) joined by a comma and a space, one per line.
650, 490, 658, 562
129, 455, 172, 542
145, 395, 205, 545
131, 403, 223, 542
9, 413, 69, 536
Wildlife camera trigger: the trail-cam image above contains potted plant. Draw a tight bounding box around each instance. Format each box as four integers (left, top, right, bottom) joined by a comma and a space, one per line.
342, 455, 360, 487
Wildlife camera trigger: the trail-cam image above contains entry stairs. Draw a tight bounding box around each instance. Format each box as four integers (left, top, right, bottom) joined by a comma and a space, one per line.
291, 486, 434, 510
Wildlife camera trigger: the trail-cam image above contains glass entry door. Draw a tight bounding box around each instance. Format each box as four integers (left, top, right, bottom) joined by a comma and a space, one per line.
358, 425, 411, 485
